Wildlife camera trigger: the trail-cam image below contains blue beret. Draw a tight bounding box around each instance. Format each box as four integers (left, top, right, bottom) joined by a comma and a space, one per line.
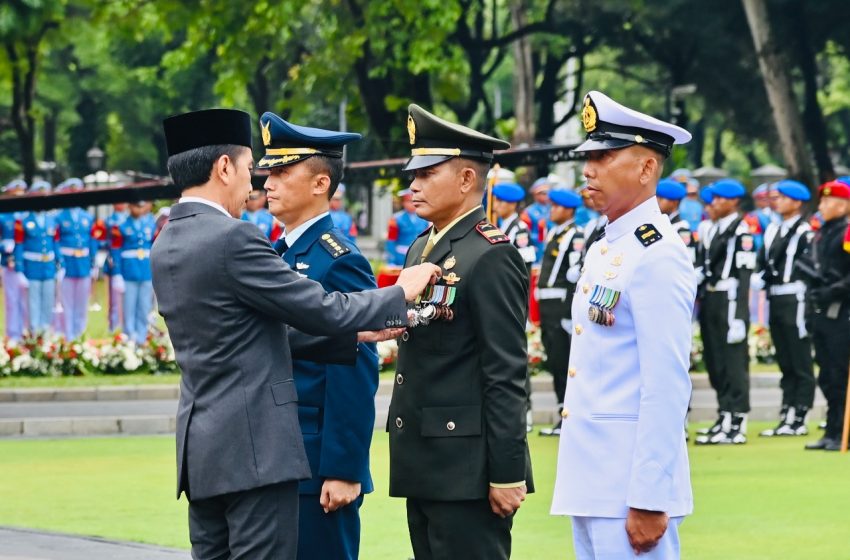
493, 183, 525, 202
775, 179, 811, 202
258, 112, 361, 170
710, 179, 746, 199
549, 188, 582, 208
656, 178, 686, 201
836, 175, 850, 187
700, 186, 714, 204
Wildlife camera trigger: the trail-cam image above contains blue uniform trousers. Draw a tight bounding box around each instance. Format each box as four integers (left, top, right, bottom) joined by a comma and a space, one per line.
28, 279, 55, 332
60, 277, 91, 340
3, 268, 26, 340
123, 280, 152, 343
571, 516, 683, 560
108, 276, 122, 332
297, 494, 363, 560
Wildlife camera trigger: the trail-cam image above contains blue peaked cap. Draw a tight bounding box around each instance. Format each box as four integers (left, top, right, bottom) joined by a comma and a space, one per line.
775, 179, 811, 202
710, 179, 746, 199
656, 178, 687, 201
493, 183, 525, 202
549, 188, 581, 208
258, 111, 362, 169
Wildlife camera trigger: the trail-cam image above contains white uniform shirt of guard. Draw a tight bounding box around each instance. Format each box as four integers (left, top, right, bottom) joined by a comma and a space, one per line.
551, 196, 697, 518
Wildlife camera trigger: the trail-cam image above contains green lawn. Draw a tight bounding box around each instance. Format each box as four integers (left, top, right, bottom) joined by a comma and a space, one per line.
0, 425, 847, 559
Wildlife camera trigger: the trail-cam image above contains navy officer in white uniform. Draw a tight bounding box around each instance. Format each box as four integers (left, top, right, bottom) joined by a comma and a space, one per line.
551, 91, 696, 559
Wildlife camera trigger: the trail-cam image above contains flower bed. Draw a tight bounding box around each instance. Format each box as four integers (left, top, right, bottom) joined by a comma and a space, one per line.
0, 329, 179, 377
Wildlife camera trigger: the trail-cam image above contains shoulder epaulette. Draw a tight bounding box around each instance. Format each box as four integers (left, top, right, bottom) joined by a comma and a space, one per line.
318, 231, 351, 259
476, 220, 509, 244
634, 223, 662, 247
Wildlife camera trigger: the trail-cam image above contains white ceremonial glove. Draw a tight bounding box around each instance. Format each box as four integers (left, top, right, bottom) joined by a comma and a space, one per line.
56, 268, 65, 283
561, 318, 573, 333
727, 319, 747, 344
694, 266, 705, 286
112, 274, 126, 293
17, 272, 29, 288
750, 271, 765, 291
566, 265, 581, 284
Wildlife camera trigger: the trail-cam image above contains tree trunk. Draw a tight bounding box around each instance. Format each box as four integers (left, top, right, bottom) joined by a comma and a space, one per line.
510, 1, 535, 145
741, 0, 815, 186
689, 117, 705, 169
5, 41, 37, 184
788, 0, 834, 184
712, 126, 725, 169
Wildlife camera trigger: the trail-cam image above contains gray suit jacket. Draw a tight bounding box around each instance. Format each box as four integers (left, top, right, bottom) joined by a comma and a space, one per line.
151, 202, 407, 501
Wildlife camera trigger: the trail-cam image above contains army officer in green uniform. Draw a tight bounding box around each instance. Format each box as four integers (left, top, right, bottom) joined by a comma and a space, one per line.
388, 104, 534, 560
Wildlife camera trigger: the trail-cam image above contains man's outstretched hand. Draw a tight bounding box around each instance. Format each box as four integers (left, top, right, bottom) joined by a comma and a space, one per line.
358, 328, 405, 342
395, 263, 442, 301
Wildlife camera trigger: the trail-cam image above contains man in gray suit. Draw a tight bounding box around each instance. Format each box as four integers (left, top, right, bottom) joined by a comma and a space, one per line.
153, 109, 439, 560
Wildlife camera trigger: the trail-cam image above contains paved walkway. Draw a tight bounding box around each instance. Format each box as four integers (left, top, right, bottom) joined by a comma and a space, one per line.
0, 527, 188, 560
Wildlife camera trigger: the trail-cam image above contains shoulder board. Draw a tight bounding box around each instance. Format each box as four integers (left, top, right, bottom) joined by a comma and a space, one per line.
318, 232, 351, 259
476, 221, 509, 244
634, 223, 663, 247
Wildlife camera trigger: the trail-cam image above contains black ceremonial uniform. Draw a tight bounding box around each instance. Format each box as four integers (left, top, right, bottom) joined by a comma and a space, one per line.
501, 213, 536, 273
696, 213, 756, 444
536, 219, 583, 434
804, 216, 850, 449
758, 217, 816, 436
389, 208, 534, 558
670, 210, 697, 265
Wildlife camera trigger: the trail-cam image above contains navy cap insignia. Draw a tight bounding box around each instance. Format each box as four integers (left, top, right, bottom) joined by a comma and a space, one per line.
261, 120, 272, 147
582, 96, 598, 133
634, 224, 662, 247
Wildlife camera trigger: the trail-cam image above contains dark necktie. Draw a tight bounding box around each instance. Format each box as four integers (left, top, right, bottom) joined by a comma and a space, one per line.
275, 239, 289, 256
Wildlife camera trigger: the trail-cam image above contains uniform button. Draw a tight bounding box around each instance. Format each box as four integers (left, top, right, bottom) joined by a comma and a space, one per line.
600, 245, 608, 255
561, 407, 569, 418
575, 324, 583, 335
446, 421, 456, 431
385, 321, 392, 327
568, 367, 577, 377
582, 283, 590, 294
395, 417, 403, 429
396, 373, 404, 385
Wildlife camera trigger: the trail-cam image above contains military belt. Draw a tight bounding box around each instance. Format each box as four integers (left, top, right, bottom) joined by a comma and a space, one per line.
768, 281, 806, 297
23, 251, 54, 262
537, 287, 568, 300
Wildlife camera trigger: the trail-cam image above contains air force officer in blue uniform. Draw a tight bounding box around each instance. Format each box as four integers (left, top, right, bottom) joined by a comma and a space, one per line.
259, 111, 378, 560
551, 91, 696, 559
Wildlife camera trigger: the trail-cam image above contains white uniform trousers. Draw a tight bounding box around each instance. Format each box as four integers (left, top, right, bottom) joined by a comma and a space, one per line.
571, 516, 683, 560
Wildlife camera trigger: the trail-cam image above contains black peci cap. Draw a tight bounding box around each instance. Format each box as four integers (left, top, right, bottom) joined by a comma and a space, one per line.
163, 109, 253, 157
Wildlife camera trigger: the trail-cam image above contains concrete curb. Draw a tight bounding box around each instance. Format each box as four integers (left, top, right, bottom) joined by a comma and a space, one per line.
0, 415, 177, 438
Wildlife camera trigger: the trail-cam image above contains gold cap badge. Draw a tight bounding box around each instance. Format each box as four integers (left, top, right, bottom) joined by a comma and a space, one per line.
582, 96, 597, 133
407, 115, 416, 145
261, 120, 272, 147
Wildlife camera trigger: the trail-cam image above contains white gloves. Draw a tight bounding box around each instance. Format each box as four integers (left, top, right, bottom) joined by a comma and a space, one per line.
561, 318, 573, 333
17, 272, 29, 288
90, 267, 99, 280
750, 272, 765, 291
727, 319, 747, 344
112, 274, 126, 293
694, 267, 705, 286
566, 265, 581, 284
56, 268, 65, 283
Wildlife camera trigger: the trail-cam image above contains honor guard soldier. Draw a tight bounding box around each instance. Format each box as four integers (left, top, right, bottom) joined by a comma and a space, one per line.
802, 181, 850, 451
521, 176, 554, 263
575, 185, 607, 270
55, 178, 106, 339
1, 179, 28, 340
110, 201, 156, 344
14, 180, 60, 333
493, 182, 537, 269
753, 180, 816, 437
657, 178, 697, 264
390, 104, 533, 560
329, 184, 359, 243
537, 188, 584, 437
104, 203, 129, 332
694, 179, 756, 445
385, 189, 429, 266
241, 183, 282, 242
258, 111, 378, 559
550, 91, 695, 560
